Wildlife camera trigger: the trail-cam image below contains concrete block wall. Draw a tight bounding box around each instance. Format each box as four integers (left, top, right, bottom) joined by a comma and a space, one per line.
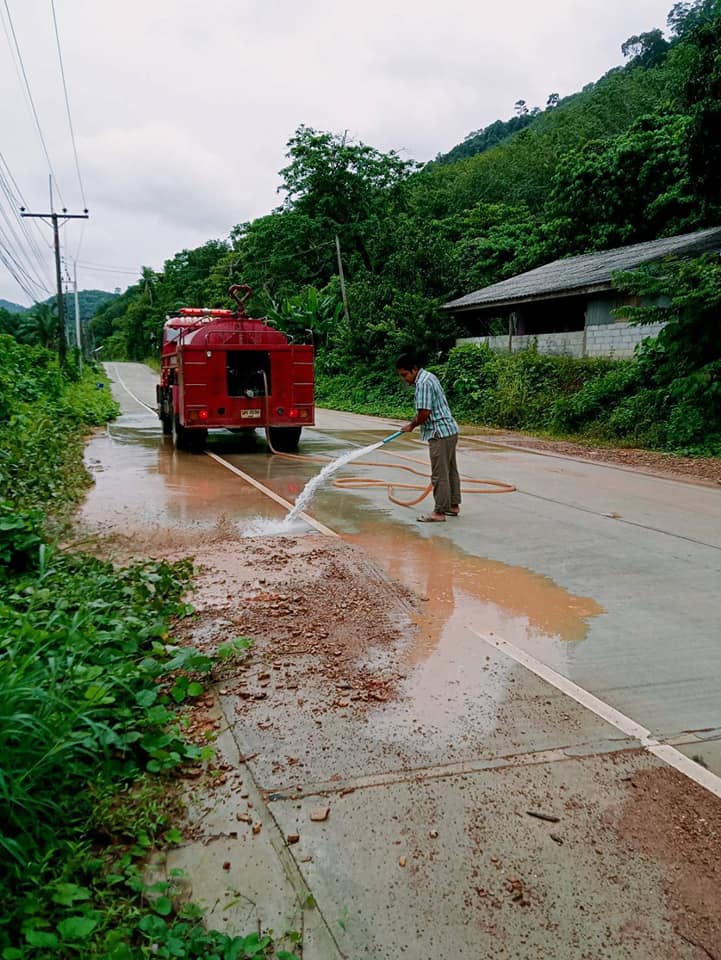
457, 331, 585, 357
457, 321, 665, 359
584, 320, 665, 358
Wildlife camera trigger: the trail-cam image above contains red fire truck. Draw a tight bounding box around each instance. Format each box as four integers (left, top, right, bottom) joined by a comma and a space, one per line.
156, 285, 314, 452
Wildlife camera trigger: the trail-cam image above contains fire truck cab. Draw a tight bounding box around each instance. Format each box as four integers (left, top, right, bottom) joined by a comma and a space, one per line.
156, 285, 314, 452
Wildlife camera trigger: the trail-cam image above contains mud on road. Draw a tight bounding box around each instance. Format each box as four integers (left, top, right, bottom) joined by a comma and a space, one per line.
179, 534, 417, 710
155, 531, 721, 959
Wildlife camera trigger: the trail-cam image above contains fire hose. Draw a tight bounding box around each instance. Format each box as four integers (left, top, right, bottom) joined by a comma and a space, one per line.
264, 423, 516, 508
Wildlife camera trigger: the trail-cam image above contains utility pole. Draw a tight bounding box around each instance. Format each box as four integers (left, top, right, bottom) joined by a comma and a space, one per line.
73, 261, 82, 368
21, 193, 88, 365
334, 234, 351, 327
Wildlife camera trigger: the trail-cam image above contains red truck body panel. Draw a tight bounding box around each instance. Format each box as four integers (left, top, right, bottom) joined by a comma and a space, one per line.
157, 293, 314, 449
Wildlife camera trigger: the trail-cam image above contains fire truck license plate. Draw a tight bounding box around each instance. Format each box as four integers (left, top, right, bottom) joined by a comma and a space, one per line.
240, 409, 261, 419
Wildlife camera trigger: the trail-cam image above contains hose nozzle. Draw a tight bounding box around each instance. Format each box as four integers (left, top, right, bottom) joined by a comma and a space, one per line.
381, 430, 403, 444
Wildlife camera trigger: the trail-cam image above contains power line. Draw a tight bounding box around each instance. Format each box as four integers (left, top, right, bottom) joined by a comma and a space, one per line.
0, 239, 41, 302
50, 0, 87, 211
1, 0, 67, 209
77, 260, 140, 276
0, 149, 52, 259
0, 202, 52, 297
0, 160, 53, 293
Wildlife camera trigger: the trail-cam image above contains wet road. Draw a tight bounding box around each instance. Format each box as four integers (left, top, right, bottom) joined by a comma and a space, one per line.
90, 362, 721, 770
81, 362, 721, 958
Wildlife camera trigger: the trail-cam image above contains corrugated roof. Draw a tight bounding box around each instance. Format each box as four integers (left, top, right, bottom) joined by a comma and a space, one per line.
443, 226, 721, 312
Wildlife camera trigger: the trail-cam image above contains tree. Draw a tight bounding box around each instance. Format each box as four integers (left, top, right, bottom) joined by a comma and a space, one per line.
545, 113, 700, 254
0, 307, 16, 337
667, 0, 720, 39
278, 125, 417, 272
621, 29, 669, 68
279, 126, 417, 222
683, 9, 721, 217
18, 303, 57, 350
614, 254, 721, 448
140, 266, 157, 304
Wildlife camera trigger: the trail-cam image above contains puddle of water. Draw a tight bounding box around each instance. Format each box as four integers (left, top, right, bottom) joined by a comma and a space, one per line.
78, 426, 274, 549
348, 531, 604, 666
349, 531, 604, 750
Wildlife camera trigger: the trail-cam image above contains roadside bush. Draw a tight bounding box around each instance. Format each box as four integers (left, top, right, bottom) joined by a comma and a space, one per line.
444, 343, 619, 430
0, 341, 118, 515
316, 368, 414, 419
0, 499, 43, 574
0, 335, 65, 420
547, 360, 643, 434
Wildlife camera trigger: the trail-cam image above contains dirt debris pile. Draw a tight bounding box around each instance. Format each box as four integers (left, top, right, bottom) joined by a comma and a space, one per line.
179, 535, 418, 705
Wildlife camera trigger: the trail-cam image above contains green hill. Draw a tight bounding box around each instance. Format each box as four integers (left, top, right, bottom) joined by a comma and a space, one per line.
40, 289, 118, 324
0, 299, 26, 314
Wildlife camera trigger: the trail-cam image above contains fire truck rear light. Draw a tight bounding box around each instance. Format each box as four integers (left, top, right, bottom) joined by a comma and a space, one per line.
198, 409, 209, 421
289, 408, 299, 419
299, 409, 309, 419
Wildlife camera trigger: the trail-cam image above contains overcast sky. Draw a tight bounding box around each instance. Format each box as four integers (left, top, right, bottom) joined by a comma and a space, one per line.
1, 0, 676, 306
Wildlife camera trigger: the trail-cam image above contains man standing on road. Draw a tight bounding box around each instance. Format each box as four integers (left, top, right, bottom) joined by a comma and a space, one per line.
396, 353, 461, 523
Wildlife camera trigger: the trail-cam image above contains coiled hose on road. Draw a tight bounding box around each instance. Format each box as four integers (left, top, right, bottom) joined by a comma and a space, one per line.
263, 426, 516, 508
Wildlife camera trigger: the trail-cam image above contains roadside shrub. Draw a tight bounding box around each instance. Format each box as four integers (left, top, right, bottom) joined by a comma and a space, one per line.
445, 343, 619, 429
0, 336, 64, 421
604, 387, 669, 442
0, 343, 118, 515
547, 360, 643, 434
0, 499, 43, 574
316, 368, 413, 419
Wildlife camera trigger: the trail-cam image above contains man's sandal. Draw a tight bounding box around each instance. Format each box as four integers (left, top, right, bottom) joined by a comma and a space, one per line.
443, 508, 460, 517
417, 514, 446, 523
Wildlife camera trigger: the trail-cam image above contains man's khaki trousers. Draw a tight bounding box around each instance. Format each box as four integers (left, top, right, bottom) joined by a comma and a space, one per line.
428, 433, 461, 514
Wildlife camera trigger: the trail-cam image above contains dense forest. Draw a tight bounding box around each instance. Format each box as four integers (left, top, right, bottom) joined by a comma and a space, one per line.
84, 0, 721, 454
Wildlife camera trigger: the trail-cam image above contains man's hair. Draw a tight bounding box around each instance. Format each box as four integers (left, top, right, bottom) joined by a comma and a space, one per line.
395, 353, 419, 371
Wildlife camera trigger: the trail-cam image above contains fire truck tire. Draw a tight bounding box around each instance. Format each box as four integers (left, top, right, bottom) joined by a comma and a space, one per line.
172, 417, 207, 452
160, 412, 173, 435
268, 426, 302, 452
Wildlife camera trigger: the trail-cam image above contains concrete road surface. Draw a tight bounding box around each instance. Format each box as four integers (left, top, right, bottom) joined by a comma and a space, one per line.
78, 362, 721, 958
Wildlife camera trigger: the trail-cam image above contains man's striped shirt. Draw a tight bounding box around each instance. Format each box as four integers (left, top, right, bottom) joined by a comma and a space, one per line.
414, 368, 458, 441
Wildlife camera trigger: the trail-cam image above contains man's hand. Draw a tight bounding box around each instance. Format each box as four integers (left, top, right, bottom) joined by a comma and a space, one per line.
401, 423, 415, 433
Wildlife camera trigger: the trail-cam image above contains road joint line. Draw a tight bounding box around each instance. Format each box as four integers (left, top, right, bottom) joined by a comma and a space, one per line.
468, 626, 721, 800
214, 697, 345, 957
258, 738, 644, 802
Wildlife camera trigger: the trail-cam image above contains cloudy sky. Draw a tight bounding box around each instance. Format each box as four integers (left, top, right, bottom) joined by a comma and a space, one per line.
1, 0, 676, 306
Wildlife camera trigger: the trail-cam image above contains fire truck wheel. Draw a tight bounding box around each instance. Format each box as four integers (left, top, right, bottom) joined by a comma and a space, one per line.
160, 413, 173, 435
268, 426, 302, 452
172, 417, 207, 452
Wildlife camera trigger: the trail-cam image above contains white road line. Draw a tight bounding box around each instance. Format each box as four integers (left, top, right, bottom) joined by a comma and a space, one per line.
468, 625, 721, 799
205, 451, 339, 538
108, 364, 157, 414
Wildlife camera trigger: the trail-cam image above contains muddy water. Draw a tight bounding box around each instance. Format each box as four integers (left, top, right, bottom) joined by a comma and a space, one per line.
348, 529, 603, 664
76, 420, 274, 556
